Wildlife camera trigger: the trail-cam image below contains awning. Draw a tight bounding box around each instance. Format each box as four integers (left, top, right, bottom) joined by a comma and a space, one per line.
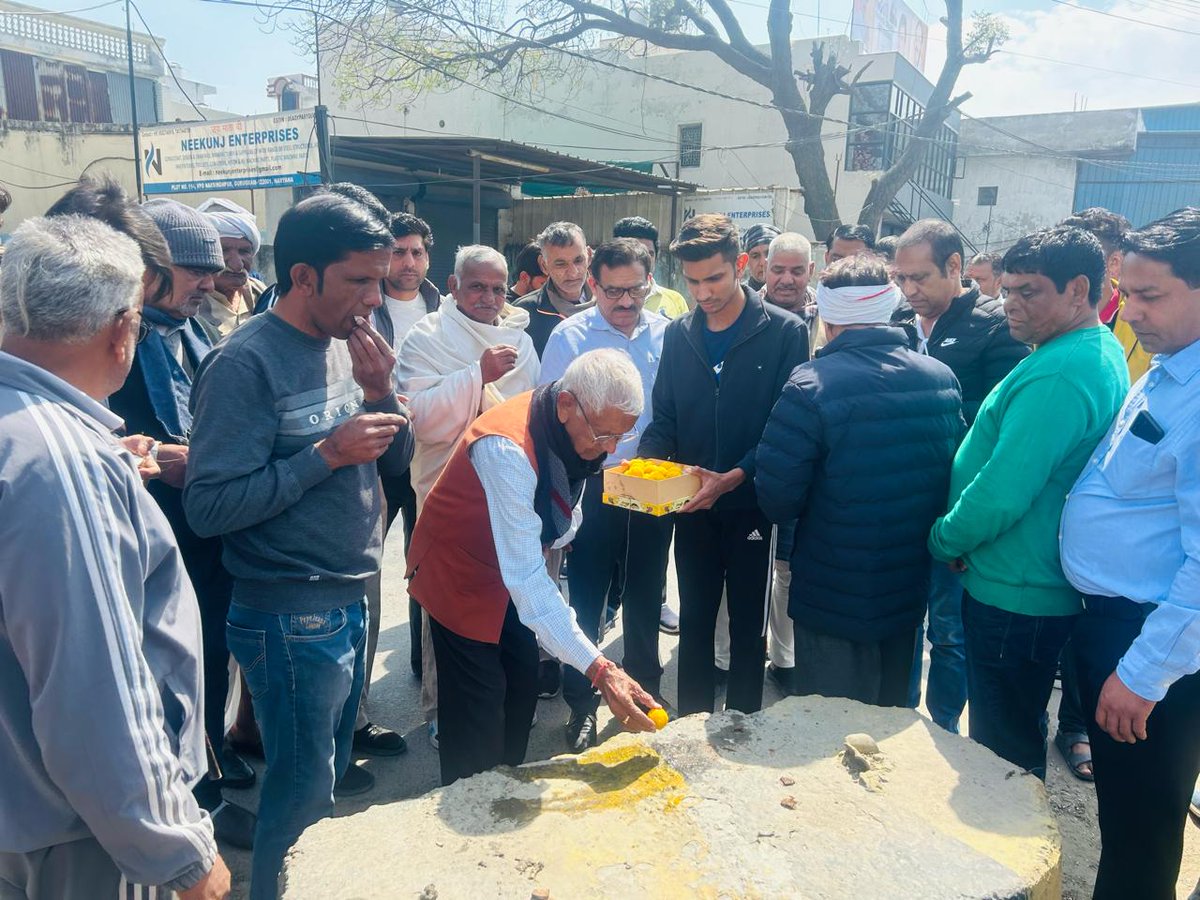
329, 136, 694, 195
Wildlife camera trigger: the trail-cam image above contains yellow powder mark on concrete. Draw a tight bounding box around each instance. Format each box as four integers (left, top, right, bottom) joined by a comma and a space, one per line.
492, 741, 707, 899
497, 743, 688, 820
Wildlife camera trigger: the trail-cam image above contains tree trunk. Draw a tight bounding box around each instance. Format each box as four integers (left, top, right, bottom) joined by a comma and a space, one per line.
778, 106, 842, 244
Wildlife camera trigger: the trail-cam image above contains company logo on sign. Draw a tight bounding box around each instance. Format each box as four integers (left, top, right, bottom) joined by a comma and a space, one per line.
143, 144, 162, 177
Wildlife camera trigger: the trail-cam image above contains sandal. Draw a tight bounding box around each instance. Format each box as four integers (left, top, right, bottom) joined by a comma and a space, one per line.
1054, 729, 1094, 782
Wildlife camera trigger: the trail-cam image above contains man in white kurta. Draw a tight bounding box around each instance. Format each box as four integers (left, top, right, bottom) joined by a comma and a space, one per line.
397, 245, 540, 740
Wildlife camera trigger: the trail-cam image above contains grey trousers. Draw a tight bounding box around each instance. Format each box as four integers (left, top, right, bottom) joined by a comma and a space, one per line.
0, 837, 172, 899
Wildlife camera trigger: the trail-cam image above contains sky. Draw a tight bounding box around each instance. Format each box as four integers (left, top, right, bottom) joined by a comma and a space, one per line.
31, 0, 1200, 120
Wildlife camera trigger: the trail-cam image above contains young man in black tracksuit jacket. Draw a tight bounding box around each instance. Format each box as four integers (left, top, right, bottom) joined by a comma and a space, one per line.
639, 214, 809, 716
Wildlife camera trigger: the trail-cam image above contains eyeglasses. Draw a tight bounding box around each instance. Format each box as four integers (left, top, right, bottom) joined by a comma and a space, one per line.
596, 282, 651, 302
564, 390, 634, 446
115, 307, 151, 344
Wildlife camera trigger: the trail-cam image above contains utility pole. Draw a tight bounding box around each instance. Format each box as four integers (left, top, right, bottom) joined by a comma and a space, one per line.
125, 0, 144, 199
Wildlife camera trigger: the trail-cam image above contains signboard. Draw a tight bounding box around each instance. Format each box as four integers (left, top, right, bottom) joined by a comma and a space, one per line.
851, 0, 929, 72
139, 110, 321, 195
679, 191, 774, 229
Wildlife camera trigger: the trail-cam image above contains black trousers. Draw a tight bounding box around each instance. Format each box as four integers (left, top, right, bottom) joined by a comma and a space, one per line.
181, 535, 233, 810
1056, 636, 1089, 736
382, 472, 419, 667
429, 602, 539, 786
1075, 595, 1200, 900
963, 591, 1076, 780
562, 475, 673, 715
674, 507, 774, 715
792, 623, 915, 707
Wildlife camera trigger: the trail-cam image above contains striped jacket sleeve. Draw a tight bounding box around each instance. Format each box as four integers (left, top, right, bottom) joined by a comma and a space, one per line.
0, 396, 216, 890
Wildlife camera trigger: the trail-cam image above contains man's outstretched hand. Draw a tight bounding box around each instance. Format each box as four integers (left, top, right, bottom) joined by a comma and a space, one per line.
587, 657, 657, 732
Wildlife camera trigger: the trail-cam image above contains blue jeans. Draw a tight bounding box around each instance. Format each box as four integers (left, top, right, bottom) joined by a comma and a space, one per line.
962, 591, 1076, 781
226, 600, 366, 900
908, 563, 967, 731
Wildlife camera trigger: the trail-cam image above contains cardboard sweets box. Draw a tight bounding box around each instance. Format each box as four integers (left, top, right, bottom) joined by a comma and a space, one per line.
602, 458, 700, 516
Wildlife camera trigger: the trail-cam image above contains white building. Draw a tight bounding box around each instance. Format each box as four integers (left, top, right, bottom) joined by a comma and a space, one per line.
314, 33, 960, 243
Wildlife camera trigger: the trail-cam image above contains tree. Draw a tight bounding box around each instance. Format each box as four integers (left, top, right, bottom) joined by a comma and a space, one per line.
290, 0, 1006, 239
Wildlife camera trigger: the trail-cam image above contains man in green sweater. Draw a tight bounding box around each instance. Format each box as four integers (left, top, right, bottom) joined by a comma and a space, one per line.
928, 226, 1129, 779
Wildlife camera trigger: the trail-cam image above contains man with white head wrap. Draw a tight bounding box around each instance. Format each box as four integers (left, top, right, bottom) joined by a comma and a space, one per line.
755, 253, 964, 708
197, 197, 265, 336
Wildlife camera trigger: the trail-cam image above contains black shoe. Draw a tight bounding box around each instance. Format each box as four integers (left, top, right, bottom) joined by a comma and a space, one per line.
538, 660, 561, 700
714, 666, 729, 688
564, 711, 598, 754
210, 800, 256, 851
216, 746, 256, 789
335, 763, 375, 798
767, 663, 796, 696
225, 730, 264, 761
353, 723, 408, 757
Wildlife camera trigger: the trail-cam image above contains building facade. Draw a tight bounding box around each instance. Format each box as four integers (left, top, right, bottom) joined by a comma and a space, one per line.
954, 103, 1200, 253
315, 33, 960, 243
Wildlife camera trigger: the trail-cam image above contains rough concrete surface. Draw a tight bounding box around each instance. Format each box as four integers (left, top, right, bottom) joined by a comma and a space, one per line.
284, 696, 1061, 899
218, 536, 1200, 899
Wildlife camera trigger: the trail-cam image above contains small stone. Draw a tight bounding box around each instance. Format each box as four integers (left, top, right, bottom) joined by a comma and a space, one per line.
419, 885, 438, 900
780, 795, 797, 810
531, 889, 551, 900
780, 776, 795, 786
844, 733, 879, 756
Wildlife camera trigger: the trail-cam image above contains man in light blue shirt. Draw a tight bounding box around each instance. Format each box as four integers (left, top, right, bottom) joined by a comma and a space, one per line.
1059, 207, 1200, 900
540, 239, 672, 752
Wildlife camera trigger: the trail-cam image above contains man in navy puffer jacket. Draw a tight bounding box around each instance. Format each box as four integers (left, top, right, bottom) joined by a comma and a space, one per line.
755, 254, 964, 707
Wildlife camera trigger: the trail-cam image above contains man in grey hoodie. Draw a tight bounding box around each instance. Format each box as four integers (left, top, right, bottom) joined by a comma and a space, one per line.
0, 215, 229, 898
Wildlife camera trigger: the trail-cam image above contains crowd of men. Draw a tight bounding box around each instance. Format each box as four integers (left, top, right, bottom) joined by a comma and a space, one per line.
0, 172, 1196, 900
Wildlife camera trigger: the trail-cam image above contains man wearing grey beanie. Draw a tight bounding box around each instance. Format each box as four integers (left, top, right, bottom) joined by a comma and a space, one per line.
108, 197, 258, 851
742, 222, 781, 293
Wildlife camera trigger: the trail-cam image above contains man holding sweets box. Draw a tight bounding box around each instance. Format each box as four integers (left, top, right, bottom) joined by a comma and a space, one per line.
639, 214, 809, 717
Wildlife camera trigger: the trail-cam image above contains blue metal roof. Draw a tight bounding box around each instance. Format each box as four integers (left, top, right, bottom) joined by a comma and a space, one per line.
1141, 104, 1200, 133
1075, 112, 1200, 226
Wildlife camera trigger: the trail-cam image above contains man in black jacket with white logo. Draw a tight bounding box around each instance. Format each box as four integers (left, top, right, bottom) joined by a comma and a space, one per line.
892, 219, 1029, 734
755, 254, 964, 707
639, 214, 809, 716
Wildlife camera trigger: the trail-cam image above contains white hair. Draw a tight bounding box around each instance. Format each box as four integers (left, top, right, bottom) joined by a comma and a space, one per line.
767, 232, 812, 266
0, 215, 144, 343
559, 348, 643, 418
453, 244, 508, 282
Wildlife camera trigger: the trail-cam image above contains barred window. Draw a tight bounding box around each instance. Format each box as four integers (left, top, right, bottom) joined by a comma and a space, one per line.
679, 123, 702, 169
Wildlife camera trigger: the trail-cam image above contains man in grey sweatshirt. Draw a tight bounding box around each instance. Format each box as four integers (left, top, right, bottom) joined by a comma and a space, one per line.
0, 216, 229, 898
184, 193, 413, 900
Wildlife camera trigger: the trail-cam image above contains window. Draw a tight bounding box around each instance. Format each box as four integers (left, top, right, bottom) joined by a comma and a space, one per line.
679, 124, 702, 169
845, 81, 958, 199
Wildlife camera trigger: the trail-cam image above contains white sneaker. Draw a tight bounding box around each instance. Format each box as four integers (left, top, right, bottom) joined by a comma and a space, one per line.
428, 720, 438, 751
659, 602, 680, 635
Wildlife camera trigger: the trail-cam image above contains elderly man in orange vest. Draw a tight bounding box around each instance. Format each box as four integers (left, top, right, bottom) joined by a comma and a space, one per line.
407, 348, 659, 784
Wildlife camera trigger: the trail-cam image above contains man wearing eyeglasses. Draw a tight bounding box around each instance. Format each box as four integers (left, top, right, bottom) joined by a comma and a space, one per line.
539, 239, 673, 752
407, 349, 660, 786
108, 199, 258, 849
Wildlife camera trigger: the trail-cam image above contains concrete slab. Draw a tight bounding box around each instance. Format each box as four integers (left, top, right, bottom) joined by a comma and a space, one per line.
284, 695, 1061, 899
